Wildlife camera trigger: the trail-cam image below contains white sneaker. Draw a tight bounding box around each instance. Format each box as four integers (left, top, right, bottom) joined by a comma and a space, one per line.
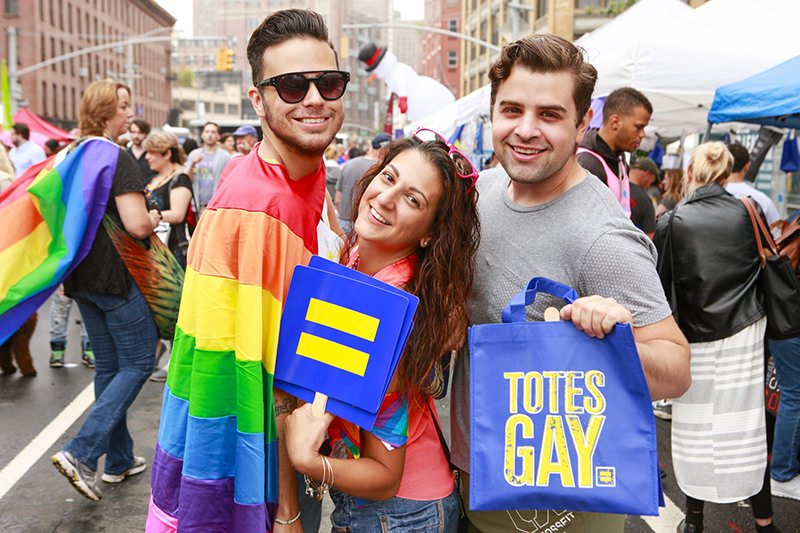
101, 456, 147, 483
771, 475, 800, 500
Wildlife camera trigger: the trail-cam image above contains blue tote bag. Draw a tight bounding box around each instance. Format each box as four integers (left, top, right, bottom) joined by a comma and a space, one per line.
469, 278, 663, 515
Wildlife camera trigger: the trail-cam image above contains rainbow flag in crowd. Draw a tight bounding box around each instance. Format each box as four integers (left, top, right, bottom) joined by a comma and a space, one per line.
0, 139, 118, 345
148, 151, 328, 532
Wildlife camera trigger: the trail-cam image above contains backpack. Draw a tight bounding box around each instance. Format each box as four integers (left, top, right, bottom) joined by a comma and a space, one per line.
771, 209, 800, 276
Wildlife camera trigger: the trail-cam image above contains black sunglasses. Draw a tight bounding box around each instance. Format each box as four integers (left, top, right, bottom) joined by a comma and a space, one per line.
256, 70, 350, 104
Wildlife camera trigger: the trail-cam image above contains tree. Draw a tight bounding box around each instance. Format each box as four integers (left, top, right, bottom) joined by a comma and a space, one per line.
176, 67, 195, 88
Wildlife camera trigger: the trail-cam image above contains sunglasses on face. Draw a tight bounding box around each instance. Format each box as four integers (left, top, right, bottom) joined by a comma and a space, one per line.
414, 127, 479, 190
256, 70, 350, 104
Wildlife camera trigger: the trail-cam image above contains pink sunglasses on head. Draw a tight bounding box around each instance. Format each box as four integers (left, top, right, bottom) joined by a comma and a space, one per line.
414, 127, 479, 191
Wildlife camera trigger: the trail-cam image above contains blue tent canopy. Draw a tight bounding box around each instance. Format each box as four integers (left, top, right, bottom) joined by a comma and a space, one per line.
708, 55, 800, 129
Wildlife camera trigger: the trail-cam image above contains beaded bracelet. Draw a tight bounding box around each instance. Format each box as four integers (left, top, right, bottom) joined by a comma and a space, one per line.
274, 510, 301, 525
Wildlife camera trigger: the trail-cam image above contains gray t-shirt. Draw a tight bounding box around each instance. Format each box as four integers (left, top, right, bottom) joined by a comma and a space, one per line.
336, 156, 377, 221
187, 147, 231, 208
451, 168, 671, 473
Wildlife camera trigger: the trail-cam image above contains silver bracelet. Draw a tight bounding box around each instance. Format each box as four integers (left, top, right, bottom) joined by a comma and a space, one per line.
274, 510, 301, 525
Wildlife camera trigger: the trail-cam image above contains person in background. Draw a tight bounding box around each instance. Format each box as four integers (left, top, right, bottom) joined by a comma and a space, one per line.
725, 143, 780, 224
181, 137, 198, 157
220, 132, 236, 154
186, 121, 231, 213
0, 142, 14, 190
128, 119, 156, 180
656, 168, 686, 218
654, 141, 780, 533
324, 144, 341, 200
630, 157, 661, 205
44, 139, 61, 157
335, 133, 390, 233
49, 286, 93, 368
577, 87, 652, 226
9, 123, 46, 176
233, 125, 259, 155
50, 79, 162, 503
143, 131, 193, 270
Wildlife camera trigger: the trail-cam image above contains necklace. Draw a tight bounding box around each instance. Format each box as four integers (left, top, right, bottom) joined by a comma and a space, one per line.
350, 255, 359, 270
145, 167, 178, 198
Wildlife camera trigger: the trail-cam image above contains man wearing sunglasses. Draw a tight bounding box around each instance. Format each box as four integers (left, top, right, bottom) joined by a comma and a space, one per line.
449, 35, 691, 533
148, 9, 345, 533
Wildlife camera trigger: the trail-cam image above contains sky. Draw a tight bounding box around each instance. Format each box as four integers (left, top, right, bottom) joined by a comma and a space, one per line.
157, 0, 424, 37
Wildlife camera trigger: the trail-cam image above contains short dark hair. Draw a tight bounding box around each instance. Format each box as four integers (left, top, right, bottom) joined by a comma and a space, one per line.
602, 87, 653, 123
202, 121, 220, 134
12, 123, 30, 139
44, 139, 60, 153
727, 143, 750, 173
489, 34, 597, 124
247, 9, 337, 85
130, 118, 151, 135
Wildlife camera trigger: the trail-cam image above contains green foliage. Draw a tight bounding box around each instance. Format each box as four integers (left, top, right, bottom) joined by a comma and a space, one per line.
584, 0, 638, 16
176, 67, 195, 88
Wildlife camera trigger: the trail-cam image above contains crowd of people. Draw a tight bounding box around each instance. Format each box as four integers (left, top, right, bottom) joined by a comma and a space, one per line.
1, 6, 799, 533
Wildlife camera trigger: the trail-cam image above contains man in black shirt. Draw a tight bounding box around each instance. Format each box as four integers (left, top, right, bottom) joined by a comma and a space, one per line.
127, 118, 156, 180
577, 87, 653, 233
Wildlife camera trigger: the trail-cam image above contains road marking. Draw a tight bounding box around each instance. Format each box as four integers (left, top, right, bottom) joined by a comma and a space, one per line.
0, 382, 94, 500
642, 488, 684, 532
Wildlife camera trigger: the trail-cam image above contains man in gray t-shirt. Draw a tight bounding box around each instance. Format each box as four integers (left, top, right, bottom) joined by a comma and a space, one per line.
451, 35, 691, 533
187, 122, 231, 211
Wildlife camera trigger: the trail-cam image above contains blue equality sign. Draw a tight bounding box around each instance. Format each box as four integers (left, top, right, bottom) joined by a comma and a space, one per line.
469, 278, 663, 516
275, 256, 418, 429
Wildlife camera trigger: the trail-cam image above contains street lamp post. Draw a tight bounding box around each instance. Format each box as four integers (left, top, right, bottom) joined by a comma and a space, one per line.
5, 26, 178, 114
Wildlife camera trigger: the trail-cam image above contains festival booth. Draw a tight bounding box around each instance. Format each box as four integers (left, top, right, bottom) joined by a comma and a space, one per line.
707, 55, 800, 130
584, 0, 800, 136
0, 108, 71, 148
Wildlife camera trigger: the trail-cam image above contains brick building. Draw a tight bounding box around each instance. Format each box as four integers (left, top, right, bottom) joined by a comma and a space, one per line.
0, 0, 175, 130
421, 0, 461, 98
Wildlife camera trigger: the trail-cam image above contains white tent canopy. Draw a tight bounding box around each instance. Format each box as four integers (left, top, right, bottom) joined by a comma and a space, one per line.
411, 0, 800, 147
583, 0, 800, 135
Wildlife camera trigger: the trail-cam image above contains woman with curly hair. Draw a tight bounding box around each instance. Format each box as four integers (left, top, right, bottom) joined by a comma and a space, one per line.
285, 130, 480, 532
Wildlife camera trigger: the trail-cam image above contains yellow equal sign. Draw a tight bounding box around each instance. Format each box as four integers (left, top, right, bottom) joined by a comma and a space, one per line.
296, 298, 380, 376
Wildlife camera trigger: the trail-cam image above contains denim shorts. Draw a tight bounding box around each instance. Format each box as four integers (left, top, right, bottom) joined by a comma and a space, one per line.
329, 486, 459, 533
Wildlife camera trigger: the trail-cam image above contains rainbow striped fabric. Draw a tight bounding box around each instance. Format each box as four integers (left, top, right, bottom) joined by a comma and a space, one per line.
0, 138, 119, 345
148, 150, 328, 532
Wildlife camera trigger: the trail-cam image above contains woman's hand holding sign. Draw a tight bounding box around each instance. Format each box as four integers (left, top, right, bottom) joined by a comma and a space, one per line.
285, 403, 334, 473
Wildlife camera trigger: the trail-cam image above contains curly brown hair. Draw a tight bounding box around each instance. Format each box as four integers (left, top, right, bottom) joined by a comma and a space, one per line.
340, 137, 480, 399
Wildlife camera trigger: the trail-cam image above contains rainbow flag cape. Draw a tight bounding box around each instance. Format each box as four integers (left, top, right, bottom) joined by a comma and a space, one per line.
149, 149, 327, 532
0, 139, 119, 345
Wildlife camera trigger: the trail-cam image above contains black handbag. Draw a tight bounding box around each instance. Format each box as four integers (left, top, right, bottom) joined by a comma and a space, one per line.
741, 197, 800, 339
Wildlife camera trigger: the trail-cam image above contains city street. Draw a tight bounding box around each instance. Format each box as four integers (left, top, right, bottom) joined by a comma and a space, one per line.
1, 303, 799, 532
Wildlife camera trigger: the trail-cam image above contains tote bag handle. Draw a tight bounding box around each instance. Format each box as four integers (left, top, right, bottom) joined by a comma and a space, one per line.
502, 277, 578, 323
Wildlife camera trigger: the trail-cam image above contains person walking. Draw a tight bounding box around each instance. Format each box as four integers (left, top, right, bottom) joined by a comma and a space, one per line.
654, 141, 780, 533
50, 79, 162, 502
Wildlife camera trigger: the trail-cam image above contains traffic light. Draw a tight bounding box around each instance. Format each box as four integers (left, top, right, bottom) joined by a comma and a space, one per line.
216, 47, 234, 71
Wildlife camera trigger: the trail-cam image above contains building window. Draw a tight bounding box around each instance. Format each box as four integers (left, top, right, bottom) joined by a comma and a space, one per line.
537, 0, 549, 18
448, 50, 457, 68
448, 19, 458, 33
5, 0, 18, 16
214, 103, 225, 114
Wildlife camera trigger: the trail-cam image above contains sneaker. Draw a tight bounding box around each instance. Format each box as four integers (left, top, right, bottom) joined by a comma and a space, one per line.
49, 350, 65, 368
51, 450, 102, 501
81, 341, 95, 368
101, 456, 147, 483
771, 475, 800, 501
654, 399, 673, 420
150, 367, 168, 382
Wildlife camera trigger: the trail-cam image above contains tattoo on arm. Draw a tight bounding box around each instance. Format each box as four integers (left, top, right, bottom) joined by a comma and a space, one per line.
274, 396, 297, 416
